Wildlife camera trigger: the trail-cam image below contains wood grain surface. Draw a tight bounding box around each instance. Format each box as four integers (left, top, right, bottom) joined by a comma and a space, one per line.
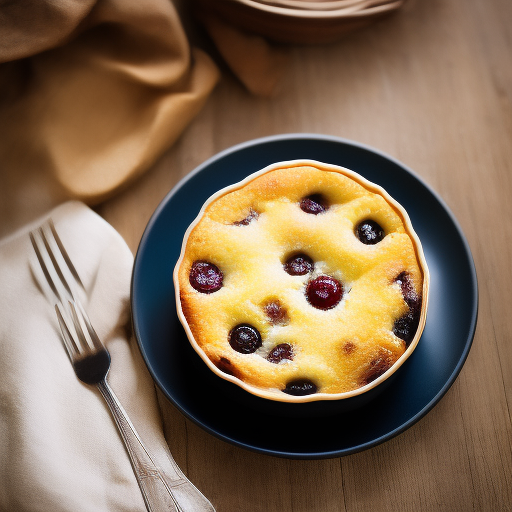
96, 0, 512, 510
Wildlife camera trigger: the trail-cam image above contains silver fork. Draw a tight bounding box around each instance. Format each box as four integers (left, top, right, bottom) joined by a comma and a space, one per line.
30, 221, 216, 512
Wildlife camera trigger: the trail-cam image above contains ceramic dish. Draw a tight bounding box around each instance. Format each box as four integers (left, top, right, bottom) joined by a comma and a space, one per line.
131, 134, 478, 459
193, 0, 405, 45
257, 0, 398, 11
173, 160, 429, 404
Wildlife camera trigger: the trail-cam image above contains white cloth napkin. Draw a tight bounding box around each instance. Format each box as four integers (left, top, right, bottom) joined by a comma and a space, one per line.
0, 201, 172, 512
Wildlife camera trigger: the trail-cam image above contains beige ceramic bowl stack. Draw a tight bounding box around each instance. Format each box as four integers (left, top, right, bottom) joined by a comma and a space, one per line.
194, 0, 406, 44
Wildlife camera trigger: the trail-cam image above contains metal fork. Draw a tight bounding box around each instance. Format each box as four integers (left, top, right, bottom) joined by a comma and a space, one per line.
30, 221, 216, 512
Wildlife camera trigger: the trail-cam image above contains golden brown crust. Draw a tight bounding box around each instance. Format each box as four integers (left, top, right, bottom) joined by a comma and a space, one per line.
176, 163, 426, 398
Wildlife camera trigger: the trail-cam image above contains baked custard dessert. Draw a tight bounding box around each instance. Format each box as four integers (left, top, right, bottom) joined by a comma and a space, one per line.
174, 160, 429, 402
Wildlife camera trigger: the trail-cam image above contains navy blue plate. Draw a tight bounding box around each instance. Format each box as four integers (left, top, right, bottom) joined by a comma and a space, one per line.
131, 134, 478, 459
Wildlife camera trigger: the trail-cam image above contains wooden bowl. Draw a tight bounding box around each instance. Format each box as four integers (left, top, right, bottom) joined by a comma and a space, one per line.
193, 0, 406, 45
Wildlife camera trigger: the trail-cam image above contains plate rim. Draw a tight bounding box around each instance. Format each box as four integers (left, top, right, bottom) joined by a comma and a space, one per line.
131, 133, 479, 459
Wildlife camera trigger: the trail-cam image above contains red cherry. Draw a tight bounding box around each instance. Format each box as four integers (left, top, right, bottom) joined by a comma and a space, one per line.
394, 272, 419, 308
233, 208, 259, 226
393, 272, 422, 344
264, 301, 288, 325
284, 253, 314, 276
306, 275, 343, 310
359, 354, 393, 386
267, 343, 294, 363
189, 261, 223, 293
300, 194, 328, 215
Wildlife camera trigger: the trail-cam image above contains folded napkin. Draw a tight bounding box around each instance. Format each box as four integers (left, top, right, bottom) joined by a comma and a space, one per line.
0, 202, 175, 512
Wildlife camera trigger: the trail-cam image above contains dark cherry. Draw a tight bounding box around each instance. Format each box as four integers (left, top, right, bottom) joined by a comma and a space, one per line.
300, 194, 328, 215
264, 301, 288, 325
189, 261, 223, 293
229, 324, 262, 354
306, 275, 343, 310
393, 310, 421, 344
394, 272, 419, 308
393, 271, 422, 344
267, 343, 294, 364
283, 378, 318, 396
283, 253, 314, 276
233, 208, 259, 226
359, 354, 393, 386
356, 220, 385, 245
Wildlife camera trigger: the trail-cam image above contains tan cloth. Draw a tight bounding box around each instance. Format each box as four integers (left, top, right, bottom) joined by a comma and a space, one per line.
0, 201, 180, 512
0, 0, 219, 233
198, 12, 290, 97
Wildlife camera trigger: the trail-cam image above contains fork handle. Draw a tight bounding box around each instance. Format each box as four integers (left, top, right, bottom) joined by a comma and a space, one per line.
97, 380, 216, 512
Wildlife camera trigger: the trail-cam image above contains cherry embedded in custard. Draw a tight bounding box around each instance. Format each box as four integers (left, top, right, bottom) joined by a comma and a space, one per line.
356, 220, 385, 245
395, 271, 419, 308
393, 271, 422, 344
306, 275, 343, 310
393, 310, 421, 344
267, 343, 294, 363
284, 253, 314, 276
229, 324, 262, 354
189, 261, 223, 293
283, 378, 318, 396
264, 301, 288, 325
233, 208, 259, 226
359, 354, 393, 386
300, 194, 328, 215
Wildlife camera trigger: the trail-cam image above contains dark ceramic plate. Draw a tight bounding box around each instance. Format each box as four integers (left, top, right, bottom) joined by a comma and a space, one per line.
131, 134, 478, 459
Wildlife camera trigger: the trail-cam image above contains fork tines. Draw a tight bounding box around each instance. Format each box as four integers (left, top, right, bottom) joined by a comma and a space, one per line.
30, 220, 83, 305
30, 220, 99, 355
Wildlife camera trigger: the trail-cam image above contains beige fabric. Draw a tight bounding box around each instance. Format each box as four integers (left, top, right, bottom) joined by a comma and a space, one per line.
0, 0, 219, 221
199, 12, 290, 97
0, 202, 173, 512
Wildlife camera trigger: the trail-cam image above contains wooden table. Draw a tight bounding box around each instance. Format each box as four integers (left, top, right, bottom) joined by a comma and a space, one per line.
95, 0, 512, 510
